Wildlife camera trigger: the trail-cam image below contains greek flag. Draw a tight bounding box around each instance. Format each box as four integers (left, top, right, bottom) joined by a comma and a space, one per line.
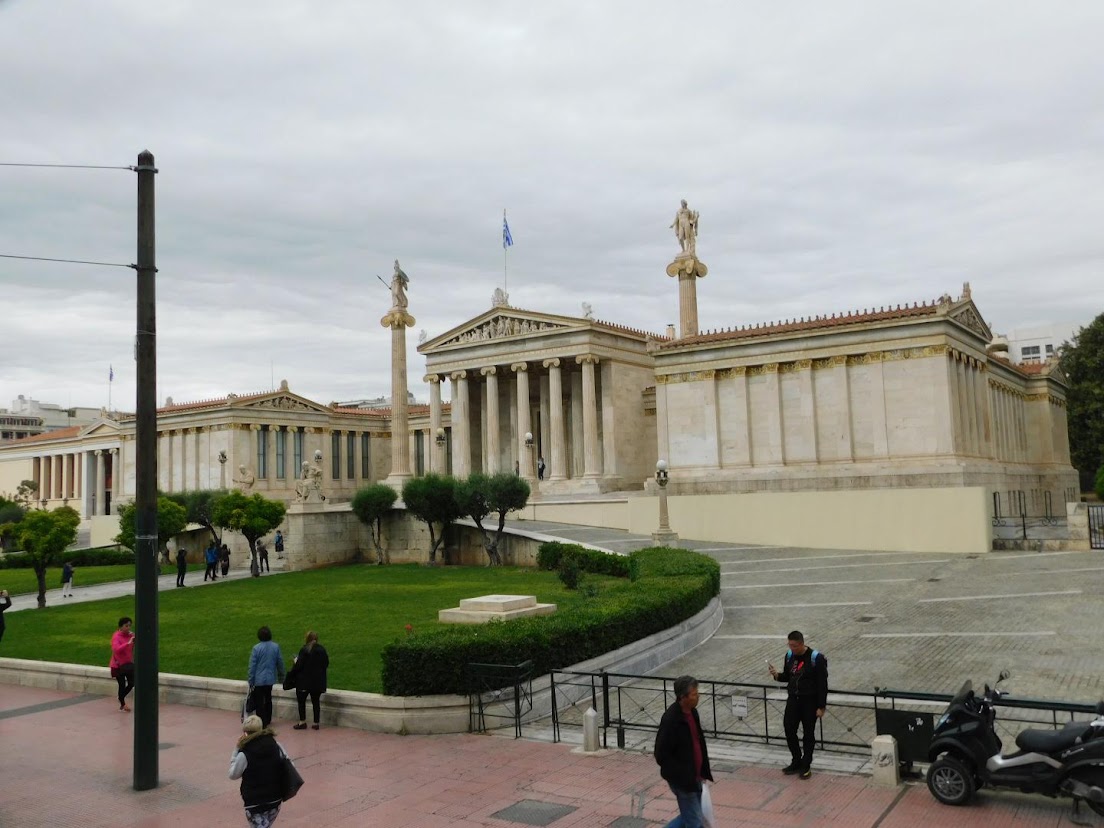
109, 365, 114, 382
502, 215, 514, 249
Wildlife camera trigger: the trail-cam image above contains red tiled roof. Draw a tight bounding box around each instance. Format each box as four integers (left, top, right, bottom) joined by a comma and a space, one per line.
989, 353, 1053, 378
333, 404, 451, 417
659, 300, 943, 349
5, 426, 83, 445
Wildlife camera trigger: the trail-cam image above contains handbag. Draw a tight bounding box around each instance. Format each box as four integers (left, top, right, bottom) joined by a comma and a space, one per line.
241, 686, 256, 722
282, 663, 299, 692
279, 745, 305, 801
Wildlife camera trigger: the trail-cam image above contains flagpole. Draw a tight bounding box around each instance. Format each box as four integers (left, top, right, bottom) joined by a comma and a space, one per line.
503, 208, 508, 297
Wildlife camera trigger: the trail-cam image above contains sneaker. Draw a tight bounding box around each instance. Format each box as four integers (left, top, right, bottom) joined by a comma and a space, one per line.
311, 724, 320, 730
799, 768, 811, 780
293, 723, 307, 730
782, 763, 800, 775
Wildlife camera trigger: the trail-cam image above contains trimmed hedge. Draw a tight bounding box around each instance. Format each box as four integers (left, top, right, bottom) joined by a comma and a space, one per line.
0, 545, 132, 569
536, 540, 632, 578
381, 544, 720, 696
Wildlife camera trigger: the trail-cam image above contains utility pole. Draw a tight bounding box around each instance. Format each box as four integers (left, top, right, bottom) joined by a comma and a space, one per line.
133, 149, 159, 791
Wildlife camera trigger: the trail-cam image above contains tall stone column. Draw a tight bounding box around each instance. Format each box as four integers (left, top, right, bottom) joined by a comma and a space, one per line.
381, 268, 416, 488
576, 355, 601, 478
42, 454, 53, 504
570, 370, 584, 477
62, 454, 72, 501
54, 455, 64, 499
543, 358, 567, 480
451, 371, 471, 478
108, 448, 118, 514
426, 375, 443, 474
481, 367, 500, 473
513, 363, 535, 479
74, 453, 82, 499
665, 257, 708, 338
94, 450, 106, 516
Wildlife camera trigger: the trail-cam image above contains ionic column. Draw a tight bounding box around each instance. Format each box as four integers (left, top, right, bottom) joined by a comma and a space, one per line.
451, 371, 471, 478
61, 454, 72, 501
108, 448, 118, 514
543, 358, 567, 480
576, 355, 601, 478
481, 367, 501, 473
32, 457, 41, 499
74, 453, 82, 499
426, 375, 443, 473
513, 363, 535, 479
94, 450, 106, 516
193, 427, 203, 488
42, 455, 53, 504
54, 455, 64, 499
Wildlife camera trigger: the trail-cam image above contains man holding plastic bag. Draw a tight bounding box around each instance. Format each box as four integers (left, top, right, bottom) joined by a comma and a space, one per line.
654, 675, 716, 828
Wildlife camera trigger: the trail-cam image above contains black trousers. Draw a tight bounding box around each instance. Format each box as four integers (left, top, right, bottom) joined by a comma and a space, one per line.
115, 669, 135, 707
176, 566, 186, 586
296, 688, 322, 723
253, 684, 274, 727
784, 695, 819, 768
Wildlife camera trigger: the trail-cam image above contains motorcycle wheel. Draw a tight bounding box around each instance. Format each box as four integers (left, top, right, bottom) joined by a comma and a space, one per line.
1068, 766, 1104, 817
927, 755, 976, 806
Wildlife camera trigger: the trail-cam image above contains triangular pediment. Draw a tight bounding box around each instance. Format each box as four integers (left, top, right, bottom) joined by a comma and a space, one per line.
948, 300, 993, 341
420, 307, 589, 352
81, 419, 122, 437
236, 392, 331, 414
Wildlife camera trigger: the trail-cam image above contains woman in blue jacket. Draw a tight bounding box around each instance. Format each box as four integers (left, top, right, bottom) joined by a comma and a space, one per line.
247, 626, 285, 728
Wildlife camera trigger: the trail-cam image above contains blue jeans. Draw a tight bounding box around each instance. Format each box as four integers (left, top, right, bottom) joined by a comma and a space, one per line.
664, 783, 703, 828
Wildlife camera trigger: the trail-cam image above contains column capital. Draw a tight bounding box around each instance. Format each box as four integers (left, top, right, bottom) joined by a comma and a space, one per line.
542, 358, 561, 369
249, 423, 263, 431
287, 425, 300, 433
93, 449, 102, 456
450, 370, 468, 381
511, 362, 529, 373
110, 447, 118, 455
480, 366, 498, 377
424, 374, 442, 384
575, 354, 600, 366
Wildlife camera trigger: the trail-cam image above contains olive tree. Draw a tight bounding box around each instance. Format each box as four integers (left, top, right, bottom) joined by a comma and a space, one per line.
401, 474, 461, 564
455, 472, 530, 565
16, 506, 80, 608
212, 491, 286, 576
351, 484, 398, 564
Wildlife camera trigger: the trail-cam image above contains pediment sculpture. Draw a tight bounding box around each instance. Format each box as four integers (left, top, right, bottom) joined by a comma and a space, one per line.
441, 316, 565, 346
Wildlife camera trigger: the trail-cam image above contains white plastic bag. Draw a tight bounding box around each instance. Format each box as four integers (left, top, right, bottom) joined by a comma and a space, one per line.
701, 782, 716, 828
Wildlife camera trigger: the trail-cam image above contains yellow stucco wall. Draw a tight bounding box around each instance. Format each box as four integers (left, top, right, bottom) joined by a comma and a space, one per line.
0, 457, 34, 498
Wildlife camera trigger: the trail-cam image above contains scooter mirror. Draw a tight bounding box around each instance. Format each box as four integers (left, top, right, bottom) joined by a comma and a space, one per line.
998, 670, 1010, 682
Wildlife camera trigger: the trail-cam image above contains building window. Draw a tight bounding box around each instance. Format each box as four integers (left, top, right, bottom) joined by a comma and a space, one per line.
293, 430, 304, 474
257, 427, 269, 478
347, 432, 356, 479
1045, 344, 1054, 355
275, 427, 286, 479
361, 433, 371, 478
1021, 345, 1041, 362
331, 431, 341, 479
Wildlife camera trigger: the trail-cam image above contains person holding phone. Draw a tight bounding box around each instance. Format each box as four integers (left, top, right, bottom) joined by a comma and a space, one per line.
768, 630, 828, 779
110, 616, 136, 711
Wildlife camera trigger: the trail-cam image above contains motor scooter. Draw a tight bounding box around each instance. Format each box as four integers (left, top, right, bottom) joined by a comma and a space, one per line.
926, 671, 1104, 817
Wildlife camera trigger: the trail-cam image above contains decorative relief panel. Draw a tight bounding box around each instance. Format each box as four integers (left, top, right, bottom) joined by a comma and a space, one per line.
950, 306, 989, 338
655, 369, 715, 385
248, 396, 318, 412
442, 315, 566, 346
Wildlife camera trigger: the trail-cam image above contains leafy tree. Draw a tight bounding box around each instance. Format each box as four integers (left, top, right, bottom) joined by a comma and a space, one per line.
115, 497, 188, 558
1060, 312, 1104, 492
455, 472, 530, 566
212, 491, 286, 576
13, 479, 38, 508
401, 474, 462, 564
15, 506, 80, 608
167, 489, 229, 546
351, 484, 398, 564
0, 495, 25, 552
1096, 465, 1104, 502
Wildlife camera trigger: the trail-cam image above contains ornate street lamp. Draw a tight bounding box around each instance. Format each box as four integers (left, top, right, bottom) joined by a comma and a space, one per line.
651, 459, 679, 547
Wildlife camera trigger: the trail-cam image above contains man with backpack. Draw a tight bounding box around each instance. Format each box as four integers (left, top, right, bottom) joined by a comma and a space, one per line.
768, 630, 828, 779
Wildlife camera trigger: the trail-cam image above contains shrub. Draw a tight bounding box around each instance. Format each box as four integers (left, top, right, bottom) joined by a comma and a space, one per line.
536, 541, 631, 578
1096, 465, 1104, 502
0, 545, 132, 569
558, 557, 580, 590
381, 544, 719, 696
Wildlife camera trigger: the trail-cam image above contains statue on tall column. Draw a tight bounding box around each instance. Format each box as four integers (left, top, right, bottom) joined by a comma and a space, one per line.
390, 259, 409, 309
670, 199, 700, 257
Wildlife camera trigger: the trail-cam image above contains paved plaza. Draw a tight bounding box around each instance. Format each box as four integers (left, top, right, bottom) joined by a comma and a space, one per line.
3, 521, 1103, 826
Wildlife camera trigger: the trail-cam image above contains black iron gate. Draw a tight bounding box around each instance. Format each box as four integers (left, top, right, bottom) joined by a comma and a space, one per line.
1090, 505, 1104, 550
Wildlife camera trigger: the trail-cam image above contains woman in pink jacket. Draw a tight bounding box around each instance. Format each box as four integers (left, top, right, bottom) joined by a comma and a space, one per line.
109, 616, 136, 711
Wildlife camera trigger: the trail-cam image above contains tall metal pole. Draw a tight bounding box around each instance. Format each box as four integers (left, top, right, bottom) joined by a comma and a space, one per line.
133, 149, 159, 791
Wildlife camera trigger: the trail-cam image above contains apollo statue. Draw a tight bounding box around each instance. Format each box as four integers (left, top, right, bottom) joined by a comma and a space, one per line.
670, 199, 700, 257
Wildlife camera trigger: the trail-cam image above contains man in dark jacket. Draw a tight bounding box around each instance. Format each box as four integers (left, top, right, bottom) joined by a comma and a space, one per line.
654, 675, 713, 828
769, 630, 828, 779
0, 589, 11, 643
175, 547, 188, 587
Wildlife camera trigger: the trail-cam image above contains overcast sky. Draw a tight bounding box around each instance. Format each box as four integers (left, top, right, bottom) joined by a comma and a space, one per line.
2, 1, 1102, 413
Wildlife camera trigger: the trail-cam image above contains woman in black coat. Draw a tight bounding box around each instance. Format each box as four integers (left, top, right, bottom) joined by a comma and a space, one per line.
292, 630, 329, 730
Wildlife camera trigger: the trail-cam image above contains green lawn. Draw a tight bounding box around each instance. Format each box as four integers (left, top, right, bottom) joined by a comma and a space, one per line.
0, 563, 620, 694
0, 564, 204, 596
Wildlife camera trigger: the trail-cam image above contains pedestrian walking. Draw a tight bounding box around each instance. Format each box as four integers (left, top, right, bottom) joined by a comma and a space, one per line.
176, 547, 188, 587
229, 714, 285, 826
61, 561, 74, 598
274, 530, 284, 559
258, 541, 270, 573
221, 543, 231, 577
205, 542, 219, 581
654, 675, 713, 828
537, 456, 546, 480
291, 631, 329, 730
247, 626, 285, 728
110, 616, 136, 712
0, 589, 11, 644
769, 630, 828, 779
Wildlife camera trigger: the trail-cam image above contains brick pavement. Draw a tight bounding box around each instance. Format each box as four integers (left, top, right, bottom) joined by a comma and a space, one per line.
2, 684, 1099, 827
